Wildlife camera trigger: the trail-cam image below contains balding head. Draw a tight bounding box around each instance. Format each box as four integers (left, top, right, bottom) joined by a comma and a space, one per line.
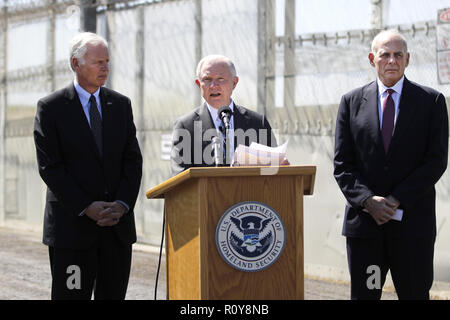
196, 55, 237, 79
371, 29, 408, 54
368, 29, 410, 87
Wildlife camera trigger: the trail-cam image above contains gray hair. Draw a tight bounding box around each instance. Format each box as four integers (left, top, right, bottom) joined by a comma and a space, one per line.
196, 55, 237, 78
371, 29, 408, 53
69, 32, 108, 71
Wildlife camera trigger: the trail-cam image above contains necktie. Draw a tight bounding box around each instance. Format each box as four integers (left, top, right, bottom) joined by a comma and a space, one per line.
381, 89, 395, 153
224, 131, 230, 165
219, 125, 227, 165
89, 95, 102, 156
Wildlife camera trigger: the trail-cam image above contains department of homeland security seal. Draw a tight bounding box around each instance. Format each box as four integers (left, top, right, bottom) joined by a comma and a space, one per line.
215, 201, 286, 272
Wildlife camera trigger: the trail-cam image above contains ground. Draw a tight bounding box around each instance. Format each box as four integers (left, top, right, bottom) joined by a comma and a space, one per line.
2, 226, 448, 300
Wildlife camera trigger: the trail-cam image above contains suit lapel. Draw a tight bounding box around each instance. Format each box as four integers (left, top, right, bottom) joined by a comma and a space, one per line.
233, 104, 251, 150
387, 78, 416, 157
100, 87, 114, 162
195, 103, 217, 160
64, 84, 103, 163
361, 81, 384, 153
198, 103, 215, 130
233, 104, 250, 131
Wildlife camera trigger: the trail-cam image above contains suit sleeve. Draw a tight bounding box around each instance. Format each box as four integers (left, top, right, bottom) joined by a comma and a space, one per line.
263, 116, 278, 147
170, 119, 190, 175
333, 94, 375, 209
33, 99, 92, 215
114, 98, 143, 211
390, 93, 449, 208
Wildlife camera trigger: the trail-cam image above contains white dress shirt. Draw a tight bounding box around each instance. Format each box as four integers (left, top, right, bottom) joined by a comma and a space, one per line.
206, 100, 235, 162
377, 75, 405, 130
74, 79, 102, 126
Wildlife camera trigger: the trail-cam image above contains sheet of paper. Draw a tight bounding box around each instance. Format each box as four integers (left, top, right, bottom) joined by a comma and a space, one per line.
362, 208, 403, 221
232, 140, 288, 166
391, 209, 403, 221
249, 140, 288, 154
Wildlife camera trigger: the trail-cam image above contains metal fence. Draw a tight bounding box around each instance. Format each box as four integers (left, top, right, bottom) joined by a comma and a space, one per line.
1, 0, 450, 281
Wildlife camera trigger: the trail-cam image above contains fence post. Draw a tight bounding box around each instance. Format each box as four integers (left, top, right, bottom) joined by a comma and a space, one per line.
136, 5, 146, 235
47, 0, 56, 92
257, 0, 267, 115
0, 1, 7, 226
284, 0, 296, 110
370, 0, 384, 30
194, 0, 202, 107
263, 0, 275, 113
105, 0, 114, 89
80, 0, 97, 33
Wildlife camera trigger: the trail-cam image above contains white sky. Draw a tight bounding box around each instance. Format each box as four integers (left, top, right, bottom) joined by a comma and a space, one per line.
278, 0, 450, 35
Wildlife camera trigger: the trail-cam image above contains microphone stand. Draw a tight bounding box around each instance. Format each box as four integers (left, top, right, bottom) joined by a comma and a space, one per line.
218, 106, 233, 166
219, 125, 230, 166
212, 136, 222, 167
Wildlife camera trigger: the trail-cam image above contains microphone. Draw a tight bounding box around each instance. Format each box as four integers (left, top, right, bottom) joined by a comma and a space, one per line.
212, 136, 222, 166
218, 106, 233, 130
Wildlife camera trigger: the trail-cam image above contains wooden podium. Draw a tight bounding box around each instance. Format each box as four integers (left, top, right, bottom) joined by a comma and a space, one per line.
146, 165, 316, 300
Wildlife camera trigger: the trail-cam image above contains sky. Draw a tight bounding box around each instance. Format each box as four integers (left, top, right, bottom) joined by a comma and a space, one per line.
290, 0, 450, 35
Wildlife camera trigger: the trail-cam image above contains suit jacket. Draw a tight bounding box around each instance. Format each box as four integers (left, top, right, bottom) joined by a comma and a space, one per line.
171, 102, 277, 174
34, 84, 143, 249
334, 78, 448, 239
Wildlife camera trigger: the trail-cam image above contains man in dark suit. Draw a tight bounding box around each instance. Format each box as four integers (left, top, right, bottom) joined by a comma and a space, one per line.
33, 32, 142, 299
334, 29, 448, 300
171, 55, 278, 174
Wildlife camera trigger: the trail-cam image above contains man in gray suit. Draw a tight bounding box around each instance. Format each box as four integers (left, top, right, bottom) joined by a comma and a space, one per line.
171, 55, 278, 174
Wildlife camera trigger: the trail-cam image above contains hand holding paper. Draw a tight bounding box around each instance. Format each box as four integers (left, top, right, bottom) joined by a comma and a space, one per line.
362, 195, 403, 225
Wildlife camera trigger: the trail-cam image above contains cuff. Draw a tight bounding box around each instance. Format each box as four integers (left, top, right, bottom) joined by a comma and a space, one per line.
115, 200, 130, 213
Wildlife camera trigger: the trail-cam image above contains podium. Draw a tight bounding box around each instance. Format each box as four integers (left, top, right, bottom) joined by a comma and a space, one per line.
146, 165, 316, 300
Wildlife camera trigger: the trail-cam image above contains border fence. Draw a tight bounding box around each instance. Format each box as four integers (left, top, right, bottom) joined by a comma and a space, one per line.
1, 0, 450, 282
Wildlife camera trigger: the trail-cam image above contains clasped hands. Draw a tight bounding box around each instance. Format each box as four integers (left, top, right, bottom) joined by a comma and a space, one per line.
363, 195, 400, 226
84, 201, 127, 227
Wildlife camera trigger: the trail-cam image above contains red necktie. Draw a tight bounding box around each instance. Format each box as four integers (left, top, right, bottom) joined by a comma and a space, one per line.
381, 89, 395, 153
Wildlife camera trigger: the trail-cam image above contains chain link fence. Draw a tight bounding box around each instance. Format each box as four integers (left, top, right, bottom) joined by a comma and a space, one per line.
1, 0, 450, 281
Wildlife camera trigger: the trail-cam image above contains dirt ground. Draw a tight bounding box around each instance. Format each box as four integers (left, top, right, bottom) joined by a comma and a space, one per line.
1, 226, 448, 300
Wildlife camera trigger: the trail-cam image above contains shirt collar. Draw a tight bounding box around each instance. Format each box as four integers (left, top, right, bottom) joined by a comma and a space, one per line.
377, 75, 405, 96
73, 79, 101, 105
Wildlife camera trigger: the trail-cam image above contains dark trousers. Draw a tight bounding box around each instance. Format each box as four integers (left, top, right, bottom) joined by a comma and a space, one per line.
346, 234, 435, 300
48, 228, 132, 300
